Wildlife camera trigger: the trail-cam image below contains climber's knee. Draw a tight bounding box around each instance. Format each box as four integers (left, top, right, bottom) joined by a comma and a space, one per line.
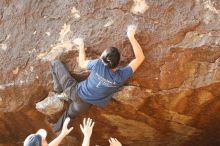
51, 60, 62, 67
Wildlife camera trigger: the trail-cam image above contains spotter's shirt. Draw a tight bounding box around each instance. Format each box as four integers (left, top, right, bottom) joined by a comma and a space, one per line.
76, 59, 133, 106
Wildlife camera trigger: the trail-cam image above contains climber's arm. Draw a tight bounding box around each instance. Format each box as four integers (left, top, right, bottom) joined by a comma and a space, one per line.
73, 38, 89, 69
78, 45, 89, 69
48, 118, 73, 146
127, 25, 145, 73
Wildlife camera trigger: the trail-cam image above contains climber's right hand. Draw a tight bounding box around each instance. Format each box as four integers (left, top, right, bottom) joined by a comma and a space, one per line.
127, 25, 136, 39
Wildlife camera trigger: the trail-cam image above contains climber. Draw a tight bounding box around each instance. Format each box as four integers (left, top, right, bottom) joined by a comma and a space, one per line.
50, 25, 145, 132
23, 117, 73, 146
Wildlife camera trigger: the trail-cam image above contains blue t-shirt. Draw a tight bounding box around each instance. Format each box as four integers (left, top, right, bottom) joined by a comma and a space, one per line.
76, 59, 133, 107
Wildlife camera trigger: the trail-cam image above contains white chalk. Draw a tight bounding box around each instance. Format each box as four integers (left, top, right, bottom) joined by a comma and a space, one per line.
0, 43, 7, 51
46, 32, 51, 36
131, 0, 149, 15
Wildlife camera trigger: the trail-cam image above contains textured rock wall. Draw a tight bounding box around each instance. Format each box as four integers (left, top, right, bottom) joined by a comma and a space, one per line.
0, 0, 220, 146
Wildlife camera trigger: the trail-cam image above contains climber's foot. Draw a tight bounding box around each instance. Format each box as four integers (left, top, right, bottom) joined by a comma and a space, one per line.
47, 91, 69, 102
57, 92, 69, 101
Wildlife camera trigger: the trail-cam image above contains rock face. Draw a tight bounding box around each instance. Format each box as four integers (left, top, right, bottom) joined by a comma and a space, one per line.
1, 0, 220, 146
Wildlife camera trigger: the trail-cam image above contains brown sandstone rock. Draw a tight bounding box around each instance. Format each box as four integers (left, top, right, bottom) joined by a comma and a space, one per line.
0, 0, 220, 146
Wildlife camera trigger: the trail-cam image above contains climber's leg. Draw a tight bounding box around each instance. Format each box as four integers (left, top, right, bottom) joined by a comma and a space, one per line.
52, 95, 91, 132
50, 60, 77, 95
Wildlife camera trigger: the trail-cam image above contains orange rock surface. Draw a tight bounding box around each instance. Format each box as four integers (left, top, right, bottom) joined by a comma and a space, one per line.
0, 0, 220, 145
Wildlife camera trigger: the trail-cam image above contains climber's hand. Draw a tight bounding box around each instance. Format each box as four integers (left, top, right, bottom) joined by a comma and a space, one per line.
73, 38, 84, 49
127, 25, 137, 39
109, 138, 122, 146
61, 117, 74, 136
80, 118, 95, 138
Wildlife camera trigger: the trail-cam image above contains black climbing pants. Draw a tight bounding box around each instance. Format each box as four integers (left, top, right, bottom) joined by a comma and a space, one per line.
50, 60, 91, 132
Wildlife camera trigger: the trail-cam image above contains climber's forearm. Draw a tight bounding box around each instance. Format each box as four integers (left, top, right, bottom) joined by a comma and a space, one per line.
78, 46, 89, 69
129, 36, 145, 61
128, 36, 145, 72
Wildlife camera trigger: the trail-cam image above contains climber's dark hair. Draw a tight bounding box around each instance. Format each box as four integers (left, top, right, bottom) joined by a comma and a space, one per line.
101, 47, 120, 69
